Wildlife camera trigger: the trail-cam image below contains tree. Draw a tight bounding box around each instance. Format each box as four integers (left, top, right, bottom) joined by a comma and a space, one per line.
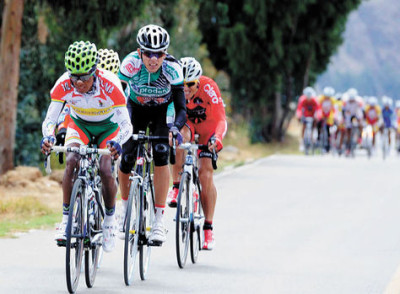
0, 0, 24, 175
198, 0, 361, 142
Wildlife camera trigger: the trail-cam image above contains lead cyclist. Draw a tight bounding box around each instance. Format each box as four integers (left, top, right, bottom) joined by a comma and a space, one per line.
41, 41, 132, 252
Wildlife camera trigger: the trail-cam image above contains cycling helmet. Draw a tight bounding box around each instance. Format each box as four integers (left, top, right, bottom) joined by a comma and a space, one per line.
98, 49, 120, 74
382, 96, 393, 107
347, 88, 358, 100
136, 24, 170, 52
303, 87, 315, 98
180, 57, 202, 82
323, 86, 335, 97
368, 96, 377, 106
65, 41, 98, 74
395, 100, 400, 109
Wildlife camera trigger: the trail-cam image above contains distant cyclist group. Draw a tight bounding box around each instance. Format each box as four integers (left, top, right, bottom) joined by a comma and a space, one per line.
296, 86, 399, 157
40, 24, 227, 291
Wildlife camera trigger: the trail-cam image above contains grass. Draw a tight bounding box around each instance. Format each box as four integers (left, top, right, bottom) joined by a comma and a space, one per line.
0, 196, 61, 237
0, 119, 301, 237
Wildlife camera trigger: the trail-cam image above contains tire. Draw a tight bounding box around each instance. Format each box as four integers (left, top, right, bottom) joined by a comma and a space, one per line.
175, 172, 190, 268
66, 178, 85, 294
85, 187, 103, 288
190, 179, 203, 264
124, 179, 140, 286
139, 183, 154, 280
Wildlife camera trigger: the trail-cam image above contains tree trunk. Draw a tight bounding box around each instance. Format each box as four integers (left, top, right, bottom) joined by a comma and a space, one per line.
272, 91, 283, 140
0, 0, 24, 175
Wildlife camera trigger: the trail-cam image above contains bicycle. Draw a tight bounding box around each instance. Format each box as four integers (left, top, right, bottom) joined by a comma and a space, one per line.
172, 139, 217, 268
302, 117, 315, 155
45, 145, 109, 293
362, 124, 374, 159
381, 126, 390, 160
122, 131, 170, 285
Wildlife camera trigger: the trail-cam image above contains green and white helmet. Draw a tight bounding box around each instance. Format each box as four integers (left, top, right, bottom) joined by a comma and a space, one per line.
98, 49, 120, 74
65, 41, 98, 74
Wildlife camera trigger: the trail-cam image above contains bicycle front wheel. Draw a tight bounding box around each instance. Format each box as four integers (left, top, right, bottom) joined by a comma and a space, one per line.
124, 179, 140, 286
190, 179, 203, 264
85, 188, 103, 288
139, 186, 155, 280
176, 172, 190, 268
66, 178, 85, 293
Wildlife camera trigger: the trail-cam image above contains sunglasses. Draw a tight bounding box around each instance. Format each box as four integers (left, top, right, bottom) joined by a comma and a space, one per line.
69, 71, 95, 83
141, 50, 165, 59
184, 81, 197, 88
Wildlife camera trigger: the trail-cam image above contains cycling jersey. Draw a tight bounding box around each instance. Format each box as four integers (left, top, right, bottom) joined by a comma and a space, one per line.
42, 69, 132, 147
317, 95, 336, 125
382, 107, 393, 128
364, 105, 381, 125
118, 51, 186, 130
186, 76, 227, 151
57, 104, 72, 132
296, 95, 318, 119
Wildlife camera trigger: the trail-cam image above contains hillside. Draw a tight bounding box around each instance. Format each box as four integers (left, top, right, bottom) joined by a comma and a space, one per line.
317, 0, 400, 98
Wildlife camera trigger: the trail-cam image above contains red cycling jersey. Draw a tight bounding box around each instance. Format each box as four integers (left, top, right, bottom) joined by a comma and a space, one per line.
296, 95, 319, 119
186, 76, 227, 151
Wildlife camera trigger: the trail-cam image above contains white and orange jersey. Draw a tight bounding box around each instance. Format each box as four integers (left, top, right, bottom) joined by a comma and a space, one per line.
42, 68, 132, 145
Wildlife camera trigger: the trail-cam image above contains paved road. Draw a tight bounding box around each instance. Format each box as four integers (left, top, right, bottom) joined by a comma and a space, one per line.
2, 151, 400, 294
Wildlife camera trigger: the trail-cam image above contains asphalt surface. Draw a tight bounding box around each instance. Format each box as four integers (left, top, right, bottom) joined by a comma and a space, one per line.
2, 150, 400, 294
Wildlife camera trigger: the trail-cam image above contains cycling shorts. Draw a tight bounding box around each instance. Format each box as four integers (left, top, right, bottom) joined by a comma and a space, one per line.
186, 120, 217, 158
120, 100, 170, 169
65, 117, 119, 148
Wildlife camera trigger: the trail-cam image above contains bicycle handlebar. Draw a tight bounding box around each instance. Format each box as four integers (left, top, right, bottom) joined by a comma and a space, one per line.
44, 145, 111, 174
177, 142, 218, 170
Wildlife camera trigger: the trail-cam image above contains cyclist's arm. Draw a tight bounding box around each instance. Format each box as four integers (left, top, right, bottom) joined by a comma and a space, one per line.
42, 100, 64, 138
171, 84, 186, 130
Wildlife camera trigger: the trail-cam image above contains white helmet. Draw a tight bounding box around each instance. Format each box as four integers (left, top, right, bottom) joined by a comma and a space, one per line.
395, 100, 400, 108
347, 88, 358, 100
382, 96, 393, 107
368, 96, 377, 106
136, 24, 170, 52
303, 87, 315, 98
323, 86, 335, 97
180, 57, 202, 82
98, 49, 120, 74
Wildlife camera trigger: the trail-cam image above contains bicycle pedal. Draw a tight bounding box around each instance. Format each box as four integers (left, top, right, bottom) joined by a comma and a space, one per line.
56, 240, 66, 247
148, 240, 163, 247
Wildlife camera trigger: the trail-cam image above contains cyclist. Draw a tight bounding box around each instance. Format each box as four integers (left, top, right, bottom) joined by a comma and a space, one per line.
40, 41, 133, 252
341, 88, 363, 155
364, 96, 381, 148
117, 24, 186, 245
167, 57, 227, 250
295, 86, 318, 151
55, 48, 121, 147
380, 96, 394, 147
395, 100, 400, 152
317, 86, 336, 152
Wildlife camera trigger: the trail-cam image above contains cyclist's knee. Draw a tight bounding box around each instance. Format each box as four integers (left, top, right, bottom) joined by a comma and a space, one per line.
119, 139, 137, 173
65, 152, 79, 171
153, 142, 169, 166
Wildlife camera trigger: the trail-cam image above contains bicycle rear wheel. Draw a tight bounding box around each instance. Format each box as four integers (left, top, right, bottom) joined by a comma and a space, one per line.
124, 179, 140, 286
190, 179, 203, 264
175, 172, 190, 268
139, 186, 154, 280
66, 179, 85, 293
85, 188, 103, 288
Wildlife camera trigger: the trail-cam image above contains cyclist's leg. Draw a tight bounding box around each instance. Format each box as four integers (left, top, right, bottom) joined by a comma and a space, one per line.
119, 102, 147, 202
63, 122, 89, 206
170, 123, 192, 183
168, 123, 192, 206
